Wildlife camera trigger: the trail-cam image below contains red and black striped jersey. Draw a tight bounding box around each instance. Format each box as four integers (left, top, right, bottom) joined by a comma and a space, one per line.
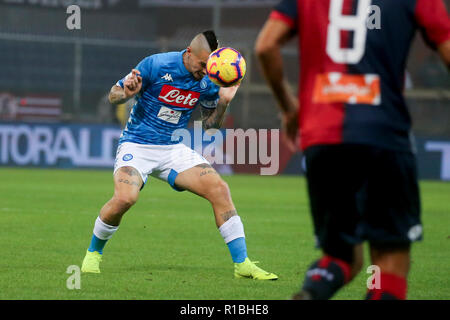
271, 0, 450, 151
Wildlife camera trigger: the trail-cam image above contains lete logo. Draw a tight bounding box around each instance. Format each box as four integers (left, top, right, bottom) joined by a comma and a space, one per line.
158, 85, 200, 109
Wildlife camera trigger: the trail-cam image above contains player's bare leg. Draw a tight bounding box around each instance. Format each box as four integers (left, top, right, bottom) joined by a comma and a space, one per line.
174, 163, 236, 227
370, 248, 410, 277
81, 166, 143, 273
174, 163, 278, 280
366, 246, 410, 299
351, 244, 364, 278
100, 166, 143, 226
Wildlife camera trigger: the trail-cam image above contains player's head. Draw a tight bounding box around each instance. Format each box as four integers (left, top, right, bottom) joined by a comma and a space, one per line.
184, 30, 218, 80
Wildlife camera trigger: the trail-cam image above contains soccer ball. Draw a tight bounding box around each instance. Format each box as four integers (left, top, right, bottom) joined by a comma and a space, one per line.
206, 47, 246, 87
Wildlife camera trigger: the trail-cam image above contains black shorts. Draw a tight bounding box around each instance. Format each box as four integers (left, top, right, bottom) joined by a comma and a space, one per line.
304, 144, 422, 261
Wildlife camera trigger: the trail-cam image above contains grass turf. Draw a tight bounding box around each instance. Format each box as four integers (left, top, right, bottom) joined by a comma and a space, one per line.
0, 168, 448, 300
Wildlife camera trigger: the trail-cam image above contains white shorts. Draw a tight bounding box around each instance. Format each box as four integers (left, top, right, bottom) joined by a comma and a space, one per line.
114, 142, 210, 191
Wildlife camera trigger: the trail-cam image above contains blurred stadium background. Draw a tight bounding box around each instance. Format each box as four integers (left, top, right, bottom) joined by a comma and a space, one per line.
0, 0, 449, 179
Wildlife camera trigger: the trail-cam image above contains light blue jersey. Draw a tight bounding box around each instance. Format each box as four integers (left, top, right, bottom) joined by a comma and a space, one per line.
117, 50, 220, 145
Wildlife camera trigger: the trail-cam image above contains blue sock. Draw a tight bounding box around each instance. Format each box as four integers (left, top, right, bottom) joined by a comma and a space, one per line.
88, 234, 107, 254
227, 237, 248, 263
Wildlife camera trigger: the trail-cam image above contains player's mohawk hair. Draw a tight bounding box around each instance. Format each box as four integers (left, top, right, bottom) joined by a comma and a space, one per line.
202, 30, 219, 51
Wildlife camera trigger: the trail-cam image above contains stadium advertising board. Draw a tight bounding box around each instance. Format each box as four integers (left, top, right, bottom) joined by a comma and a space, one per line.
0, 122, 448, 181
0, 123, 121, 167
0, 0, 125, 9
139, 0, 279, 7
0, 0, 279, 9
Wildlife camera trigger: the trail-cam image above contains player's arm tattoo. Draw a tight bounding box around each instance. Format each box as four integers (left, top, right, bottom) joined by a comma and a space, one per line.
220, 209, 237, 222
200, 101, 228, 130
109, 85, 129, 105
200, 107, 220, 130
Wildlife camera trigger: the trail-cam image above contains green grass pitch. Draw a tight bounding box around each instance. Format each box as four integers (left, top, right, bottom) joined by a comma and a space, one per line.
0, 168, 448, 300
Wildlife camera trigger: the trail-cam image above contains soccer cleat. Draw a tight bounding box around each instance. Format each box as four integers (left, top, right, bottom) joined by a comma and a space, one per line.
81, 250, 102, 273
234, 258, 278, 280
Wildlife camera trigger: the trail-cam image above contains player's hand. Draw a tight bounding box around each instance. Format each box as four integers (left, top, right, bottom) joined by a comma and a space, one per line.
282, 109, 298, 151
280, 97, 299, 151
124, 69, 143, 98
218, 83, 240, 105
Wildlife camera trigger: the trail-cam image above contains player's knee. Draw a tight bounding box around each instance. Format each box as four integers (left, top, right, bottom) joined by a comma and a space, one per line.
205, 179, 230, 202
113, 193, 138, 210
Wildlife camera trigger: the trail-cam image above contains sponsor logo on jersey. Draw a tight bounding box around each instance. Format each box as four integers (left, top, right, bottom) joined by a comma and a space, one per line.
158, 85, 200, 109
157, 106, 182, 124
313, 72, 381, 105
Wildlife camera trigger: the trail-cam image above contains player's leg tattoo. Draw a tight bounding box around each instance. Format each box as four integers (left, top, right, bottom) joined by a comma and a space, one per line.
121, 166, 140, 177
116, 167, 142, 188
117, 178, 140, 187
220, 209, 237, 222
196, 163, 218, 177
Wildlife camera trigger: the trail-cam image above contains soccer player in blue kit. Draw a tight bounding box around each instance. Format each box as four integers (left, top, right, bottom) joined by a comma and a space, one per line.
81, 31, 278, 280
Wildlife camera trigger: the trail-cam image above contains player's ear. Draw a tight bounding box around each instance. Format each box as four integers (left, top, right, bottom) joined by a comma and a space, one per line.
186, 46, 192, 54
